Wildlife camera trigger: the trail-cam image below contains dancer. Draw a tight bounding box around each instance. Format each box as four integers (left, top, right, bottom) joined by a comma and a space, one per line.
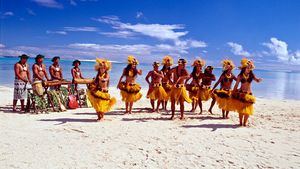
186, 59, 205, 112
161, 55, 174, 111
117, 56, 142, 114
198, 66, 216, 114
211, 60, 236, 118
13, 54, 31, 112
145, 61, 168, 112
87, 58, 116, 121
232, 58, 262, 126
71, 60, 84, 92
169, 59, 192, 120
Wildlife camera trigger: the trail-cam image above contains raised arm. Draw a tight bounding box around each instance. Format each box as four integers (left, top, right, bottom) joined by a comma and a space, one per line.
253, 73, 262, 83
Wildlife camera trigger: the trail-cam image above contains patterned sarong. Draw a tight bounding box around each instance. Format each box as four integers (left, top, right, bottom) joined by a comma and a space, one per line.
13, 79, 27, 100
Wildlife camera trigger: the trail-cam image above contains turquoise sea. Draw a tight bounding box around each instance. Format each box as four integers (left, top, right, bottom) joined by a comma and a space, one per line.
1, 57, 300, 100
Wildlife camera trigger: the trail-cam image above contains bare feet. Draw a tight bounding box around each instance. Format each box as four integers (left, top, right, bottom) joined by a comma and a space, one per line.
208, 109, 213, 115
156, 109, 160, 113
170, 115, 175, 120
179, 116, 186, 120
199, 111, 203, 115
12, 108, 17, 112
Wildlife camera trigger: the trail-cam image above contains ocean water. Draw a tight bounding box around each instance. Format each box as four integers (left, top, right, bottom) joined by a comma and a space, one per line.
1, 57, 300, 100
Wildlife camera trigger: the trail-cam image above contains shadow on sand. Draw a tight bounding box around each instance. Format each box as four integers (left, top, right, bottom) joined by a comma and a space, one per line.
39, 118, 96, 125
0, 106, 24, 114
182, 123, 240, 131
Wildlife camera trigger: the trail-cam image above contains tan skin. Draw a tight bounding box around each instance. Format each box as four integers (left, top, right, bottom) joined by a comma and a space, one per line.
233, 67, 262, 126
95, 66, 110, 121
13, 58, 31, 111
169, 63, 190, 120
185, 65, 203, 112
117, 64, 142, 114
161, 65, 173, 111
32, 58, 50, 81
199, 68, 216, 114
49, 59, 63, 80
145, 64, 164, 112
71, 62, 84, 91
211, 67, 236, 118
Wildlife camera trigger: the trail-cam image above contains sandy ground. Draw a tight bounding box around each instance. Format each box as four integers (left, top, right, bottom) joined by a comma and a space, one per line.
0, 86, 299, 169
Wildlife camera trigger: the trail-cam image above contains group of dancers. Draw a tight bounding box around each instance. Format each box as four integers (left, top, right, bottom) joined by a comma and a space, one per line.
13, 54, 262, 126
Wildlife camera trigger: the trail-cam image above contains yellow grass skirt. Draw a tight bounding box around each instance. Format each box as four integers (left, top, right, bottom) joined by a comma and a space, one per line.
119, 82, 142, 102
147, 85, 168, 101
87, 90, 116, 113
198, 88, 212, 101
230, 91, 256, 115
170, 85, 192, 104
162, 82, 172, 100
213, 89, 235, 111
187, 85, 200, 101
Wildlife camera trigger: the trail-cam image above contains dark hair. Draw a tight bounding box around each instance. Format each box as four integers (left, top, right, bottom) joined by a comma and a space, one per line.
124, 64, 137, 76
72, 60, 81, 66
51, 56, 60, 62
239, 68, 254, 82
35, 54, 44, 62
161, 65, 171, 72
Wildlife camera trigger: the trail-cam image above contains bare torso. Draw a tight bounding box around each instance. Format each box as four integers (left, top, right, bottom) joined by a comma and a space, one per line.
14, 62, 29, 81
50, 64, 63, 80
33, 64, 47, 81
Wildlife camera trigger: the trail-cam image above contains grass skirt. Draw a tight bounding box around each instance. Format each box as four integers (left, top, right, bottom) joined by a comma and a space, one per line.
186, 84, 199, 101
213, 89, 235, 111
170, 85, 192, 104
119, 82, 142, 102
87, 90, 116, 113
162, 83, 172, 100
147, 85, 168, 101
230, 91, 256, 115
198, 88, 212, 101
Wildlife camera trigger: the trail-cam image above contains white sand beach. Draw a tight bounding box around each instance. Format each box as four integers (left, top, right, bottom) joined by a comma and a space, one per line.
0, 86, 299, 168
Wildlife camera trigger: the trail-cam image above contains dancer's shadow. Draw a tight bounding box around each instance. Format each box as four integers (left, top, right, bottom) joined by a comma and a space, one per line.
74, 110, 125, 116
39, 118, 96, 125
182, 124, 240, 131
122, 116, 171, 122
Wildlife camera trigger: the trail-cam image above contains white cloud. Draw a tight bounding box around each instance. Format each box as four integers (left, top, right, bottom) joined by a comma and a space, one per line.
1, 11, 14, 19
93, 16, 206, 52
263, 37, 300, 64
0, 44, 5, 48
27, 8, 36, 15
227, 42, 251, 57
3, 12, 14, 16
63, 26, 98, 32
99, 30, 135, 38
46, 30, 67, 35
136, 12, 143, 19
32, 0, 63, 9
94, 16, 188, 41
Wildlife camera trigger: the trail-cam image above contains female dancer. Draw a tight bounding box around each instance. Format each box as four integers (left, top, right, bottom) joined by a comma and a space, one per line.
211, 60, 236, 118
232, 58, 262, 126
185, 59, 205, 112
161, 55, 174, 111
198, 66, 216, 114
117, 56, 142, 114
87, 58, 116, 121
145, 61, 168, 112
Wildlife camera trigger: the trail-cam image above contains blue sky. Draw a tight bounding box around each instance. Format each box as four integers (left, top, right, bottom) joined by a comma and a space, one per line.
1, 0, 300, 70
